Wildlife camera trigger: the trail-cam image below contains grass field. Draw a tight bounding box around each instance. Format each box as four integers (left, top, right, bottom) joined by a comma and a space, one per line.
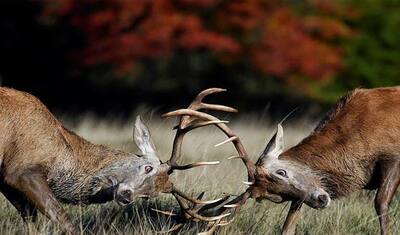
0, 113, 399, 234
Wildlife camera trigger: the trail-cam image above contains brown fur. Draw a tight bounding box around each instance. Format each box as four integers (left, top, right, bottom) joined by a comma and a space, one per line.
0, 87, 171, 234
282, 87, 400, 197
0, 88, 128, 176
250, 86, 400, 235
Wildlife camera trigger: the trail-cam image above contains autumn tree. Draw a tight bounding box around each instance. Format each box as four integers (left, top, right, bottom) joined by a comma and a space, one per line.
40, 0, 353, 97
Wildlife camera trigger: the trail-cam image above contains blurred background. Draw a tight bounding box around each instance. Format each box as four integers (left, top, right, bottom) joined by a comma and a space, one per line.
0, 0, 399, 117
1, 1, 400, 233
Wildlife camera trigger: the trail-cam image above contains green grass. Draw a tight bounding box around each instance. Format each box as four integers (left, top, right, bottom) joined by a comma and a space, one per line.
1, 113, 399, 234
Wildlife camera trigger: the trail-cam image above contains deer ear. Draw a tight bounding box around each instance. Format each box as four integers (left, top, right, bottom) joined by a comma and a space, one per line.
257, 124, 284, 164
134, 116, 156, 156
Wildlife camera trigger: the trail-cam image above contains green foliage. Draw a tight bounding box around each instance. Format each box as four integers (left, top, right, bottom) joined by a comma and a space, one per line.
343, 0, 400, 87
312, 0, 400, 102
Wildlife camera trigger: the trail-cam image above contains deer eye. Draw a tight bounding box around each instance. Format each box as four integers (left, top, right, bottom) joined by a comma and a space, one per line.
144, 165, 153, 174
276, 169, 287, 177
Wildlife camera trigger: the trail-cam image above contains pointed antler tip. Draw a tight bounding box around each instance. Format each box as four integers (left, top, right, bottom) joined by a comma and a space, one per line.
193, 161, 220, 166
210, 87, 226, 92
227, 155, 241, 160
223, 204, 239, 208
201, 197, 224, 204
214, 136, 238, 147
217, 219, 235, 226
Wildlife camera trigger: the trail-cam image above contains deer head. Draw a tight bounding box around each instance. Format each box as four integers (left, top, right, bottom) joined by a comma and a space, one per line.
114, 116, 172, 204
205, 123, 332, 228
251, 124, 331, 209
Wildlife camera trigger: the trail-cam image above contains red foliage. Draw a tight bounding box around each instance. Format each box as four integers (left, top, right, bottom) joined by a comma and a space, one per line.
248, 7, 343, 81
179, 0, 220, 8
40, 0, 353, 81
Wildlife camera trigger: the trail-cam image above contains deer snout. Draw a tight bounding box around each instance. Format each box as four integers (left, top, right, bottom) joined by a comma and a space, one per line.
120, 189, 132, 198
318, 194, 329, 206
309, 189, 331, 209
115, 186, 135, 205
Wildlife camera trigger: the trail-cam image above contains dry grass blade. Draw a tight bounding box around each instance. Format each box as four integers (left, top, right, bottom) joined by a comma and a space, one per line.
155, 223, 183, 234
151, 208, 177, 217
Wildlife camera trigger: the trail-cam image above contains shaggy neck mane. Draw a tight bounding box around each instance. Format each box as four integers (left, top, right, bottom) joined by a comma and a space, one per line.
48, 125, 138, 205
281, 89, 377, 199
49, 157, 137, 205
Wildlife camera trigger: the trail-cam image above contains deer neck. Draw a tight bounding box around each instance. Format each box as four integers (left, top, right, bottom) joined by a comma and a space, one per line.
48, 126, 138, 204
49, 154, 141, 205
282, 132, 375, 199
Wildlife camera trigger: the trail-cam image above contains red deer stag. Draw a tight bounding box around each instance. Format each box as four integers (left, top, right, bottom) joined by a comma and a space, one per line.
184, 87, 400, 235
0, 87, 236, 234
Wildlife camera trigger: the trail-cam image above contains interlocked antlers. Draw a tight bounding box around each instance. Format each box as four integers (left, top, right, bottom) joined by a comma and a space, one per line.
158, 88, 257, 233
163, 88, 256, 182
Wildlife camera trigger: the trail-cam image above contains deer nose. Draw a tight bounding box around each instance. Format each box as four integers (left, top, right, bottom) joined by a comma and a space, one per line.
317, 194, 330, 208
318, 194, 328, 205
116, 188, 134, 205
309, 189, 331, 209
120, 189, 132, 199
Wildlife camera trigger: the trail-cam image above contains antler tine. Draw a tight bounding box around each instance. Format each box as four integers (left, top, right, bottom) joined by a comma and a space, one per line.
172, 192, 231, 222
209, 190, 252, 228
162, 88, 237, 170
188, 88, 238, 113
197, 195, 231, 213
198, 220, 221, 235
177, 88, 237, 130
222, 190, 251, 209
184, 191, 251, 233
172, 187, 223, 205
170, 161, 220, 170
163, 108, 256, 182
151, 187, 231, 225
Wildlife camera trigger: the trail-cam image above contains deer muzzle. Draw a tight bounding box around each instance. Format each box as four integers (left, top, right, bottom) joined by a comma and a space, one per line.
307, 189, 331, 209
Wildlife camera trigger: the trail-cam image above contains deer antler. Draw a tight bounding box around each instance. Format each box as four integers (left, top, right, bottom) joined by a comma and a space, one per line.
162, 88, 256, 182
163, 88, 235, 171
155, 88, 256, 233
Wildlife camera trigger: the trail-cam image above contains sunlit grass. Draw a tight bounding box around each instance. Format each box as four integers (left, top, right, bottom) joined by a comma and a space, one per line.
0, 113, 398, 234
